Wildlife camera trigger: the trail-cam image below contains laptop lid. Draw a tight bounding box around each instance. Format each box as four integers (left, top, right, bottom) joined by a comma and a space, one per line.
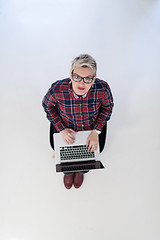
54, 130, 104, 172
54, 130, 99, 164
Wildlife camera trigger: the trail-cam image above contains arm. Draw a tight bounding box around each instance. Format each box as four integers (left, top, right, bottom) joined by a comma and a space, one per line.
42, 86, 65, 132
87, 84, 114, 152
94, 86, 114, 131
42, 85, 76, 143
86, 130, 99, 152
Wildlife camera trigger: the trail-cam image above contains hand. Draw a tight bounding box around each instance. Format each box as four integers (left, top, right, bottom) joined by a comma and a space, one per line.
60, 128, 76, 144
86, 130, 99, 152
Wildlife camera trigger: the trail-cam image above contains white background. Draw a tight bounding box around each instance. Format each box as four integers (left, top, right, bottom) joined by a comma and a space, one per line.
0, 0, 160, 240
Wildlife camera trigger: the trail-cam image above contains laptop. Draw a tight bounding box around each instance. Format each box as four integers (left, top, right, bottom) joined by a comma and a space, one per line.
54, 130, 104, 173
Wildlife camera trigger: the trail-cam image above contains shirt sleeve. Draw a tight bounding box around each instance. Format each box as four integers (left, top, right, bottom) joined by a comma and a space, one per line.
42, 85, 65, 132
94, 85, 114, 131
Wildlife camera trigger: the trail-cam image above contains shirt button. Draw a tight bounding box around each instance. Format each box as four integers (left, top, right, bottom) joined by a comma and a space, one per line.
81, 124, 84, 127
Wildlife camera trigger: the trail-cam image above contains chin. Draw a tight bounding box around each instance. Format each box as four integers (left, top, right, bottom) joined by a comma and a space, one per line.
76, 90, 86, 95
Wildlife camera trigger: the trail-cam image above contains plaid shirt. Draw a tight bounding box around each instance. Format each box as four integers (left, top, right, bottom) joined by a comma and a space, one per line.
42, 78, 114, 132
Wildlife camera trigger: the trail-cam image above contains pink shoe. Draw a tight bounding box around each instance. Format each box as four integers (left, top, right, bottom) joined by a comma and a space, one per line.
74, 172, 84, 188
63, 173, 74, 189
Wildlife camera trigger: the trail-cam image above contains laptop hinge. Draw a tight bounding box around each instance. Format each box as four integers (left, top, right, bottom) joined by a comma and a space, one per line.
56, 160, 104, 172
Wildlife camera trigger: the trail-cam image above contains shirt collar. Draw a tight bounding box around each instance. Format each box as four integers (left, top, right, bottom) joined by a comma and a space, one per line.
73, 92, 87, 99
69, 81, 87, 99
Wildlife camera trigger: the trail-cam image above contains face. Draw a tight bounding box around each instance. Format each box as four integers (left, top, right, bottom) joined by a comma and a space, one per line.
70, 67, 95, 96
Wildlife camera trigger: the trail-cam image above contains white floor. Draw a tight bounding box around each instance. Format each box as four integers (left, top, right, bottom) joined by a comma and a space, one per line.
0, 1, 160, 240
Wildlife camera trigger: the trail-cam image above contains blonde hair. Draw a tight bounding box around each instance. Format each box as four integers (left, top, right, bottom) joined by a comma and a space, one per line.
70, 54, 97, 76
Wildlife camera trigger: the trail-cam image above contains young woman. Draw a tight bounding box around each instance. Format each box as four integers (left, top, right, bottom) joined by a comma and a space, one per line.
42, 54, 114, 189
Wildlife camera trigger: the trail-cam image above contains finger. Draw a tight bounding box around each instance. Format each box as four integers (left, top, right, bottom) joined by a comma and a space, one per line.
89, 143, 97, 152
91, 145, 95, 152
94, 144, 98, 151
69, 129, 76, 134
65, 138, 70, 144
69, 137, 75, 144
65, 137, 74, 145
89, 147, 94, 152
66, 134, 75, 144
65, 131, 75, 139
68, 133, 75, 141
88, 143, 93, 152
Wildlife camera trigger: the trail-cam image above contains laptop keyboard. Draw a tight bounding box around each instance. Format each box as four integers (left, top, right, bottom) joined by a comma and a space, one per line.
60, 145, 95, 161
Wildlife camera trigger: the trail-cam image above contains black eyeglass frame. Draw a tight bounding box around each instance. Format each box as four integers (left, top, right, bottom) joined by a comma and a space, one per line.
71, 72, 95, 84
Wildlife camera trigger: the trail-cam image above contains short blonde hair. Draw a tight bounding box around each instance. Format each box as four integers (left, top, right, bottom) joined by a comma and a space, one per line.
70, 54, 97, 76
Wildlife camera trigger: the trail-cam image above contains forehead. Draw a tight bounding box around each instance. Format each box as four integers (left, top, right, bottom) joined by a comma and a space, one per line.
73, 67, 94, 77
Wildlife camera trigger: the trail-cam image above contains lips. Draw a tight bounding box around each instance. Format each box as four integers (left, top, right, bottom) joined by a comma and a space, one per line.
77, 87, 85, 91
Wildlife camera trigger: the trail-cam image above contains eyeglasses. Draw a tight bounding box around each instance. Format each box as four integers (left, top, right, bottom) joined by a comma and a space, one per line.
71, 73, 95, 84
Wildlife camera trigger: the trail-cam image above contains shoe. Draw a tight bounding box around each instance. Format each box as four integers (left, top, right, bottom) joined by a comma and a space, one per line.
74, 172, 84, 188
63, 173, 74, 189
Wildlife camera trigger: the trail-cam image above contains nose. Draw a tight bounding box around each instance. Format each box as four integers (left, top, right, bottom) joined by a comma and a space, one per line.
80, 80, 85, 85
78, 79, 85, 86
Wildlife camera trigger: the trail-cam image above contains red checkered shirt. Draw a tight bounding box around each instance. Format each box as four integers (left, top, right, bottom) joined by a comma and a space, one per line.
42, 78, 114, 132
